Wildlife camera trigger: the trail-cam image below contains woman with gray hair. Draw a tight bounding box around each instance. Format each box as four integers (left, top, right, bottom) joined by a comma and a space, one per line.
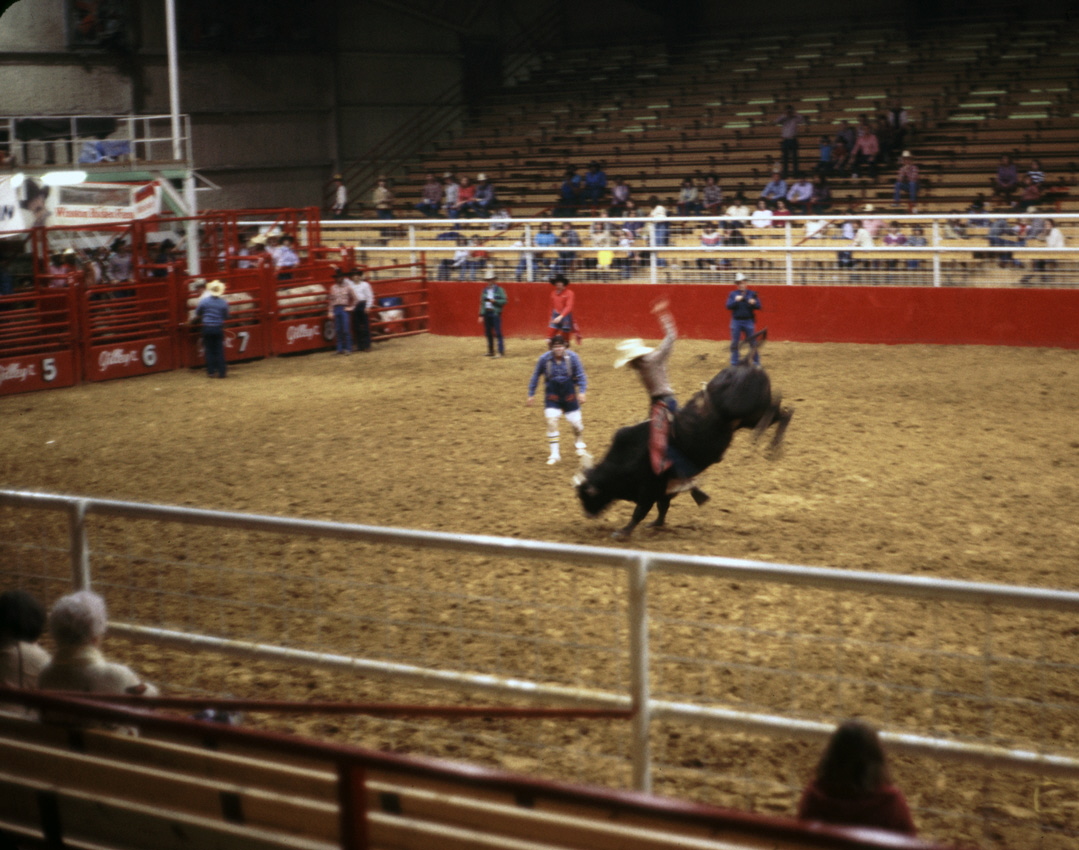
38, 590, 157, 730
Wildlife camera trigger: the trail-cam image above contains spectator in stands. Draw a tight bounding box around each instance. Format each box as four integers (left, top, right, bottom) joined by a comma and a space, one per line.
786, 174, 813, 215
774, 104, 808, 177
676, 177, 701, 216
451, 237, 474, 280
582, 161, 607, 207
861, 205, 883, 239
883, 221, 906, 246
452, 176, 475, 218
988, 217, 1020, 267
852, 219, 875, 249
991, 154, 1019, 204
330, 174, 348, 219
814, 135, 833, 175
648, 197, 670, 247
534, 222, 558, 271
555, 167, 581, 217
620, 200, 643, 237
556, 223, 581, 274
347, 268, 374, 353
196, 279, 230, 377
724, 192, 750, 231
893, 151, 919, 210
701, 174, 723, 215
415, 173, 443, 217
1026, 158, 1045, 187
442, 173, 460, 218
772, 199, 792, 225
1033, 217, 1065, 276
38, 590, 159, 733
906, 225, 927, 269
1014, 174, 1041, 213
471, 174, 496, 216
850, 123, 880, 179
697, 222, 723, 270
327, 268, 358, 354
810, 175, 832, 214
609, 177, 631, 215
759, 167, 787, 208
797, 720, 916, 836
750, 199, 773, 229
966, 196, 990, 228
372, 176, 395, 219
478, 277, 507, 358
589, 220, 614, 249
488, 202, 511, 230
1, 589, 51, 712
726, 227, 748, 248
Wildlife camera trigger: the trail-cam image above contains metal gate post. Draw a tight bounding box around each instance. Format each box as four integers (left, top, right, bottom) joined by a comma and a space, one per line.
68, 499, 91, 591
629, 554, 652, 792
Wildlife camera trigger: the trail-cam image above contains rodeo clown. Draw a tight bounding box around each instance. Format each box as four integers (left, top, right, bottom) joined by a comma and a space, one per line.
527, 334, 588, 465
613, 298, 701, 495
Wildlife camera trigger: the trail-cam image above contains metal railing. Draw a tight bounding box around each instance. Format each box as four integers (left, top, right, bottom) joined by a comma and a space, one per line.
4, 487, 1079, 801
319, 212, 1079, 287
1, 113, 192, 168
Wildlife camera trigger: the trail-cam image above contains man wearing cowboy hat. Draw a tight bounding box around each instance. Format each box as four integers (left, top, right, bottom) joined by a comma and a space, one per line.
725, 273, 761, 366
195, 280, 230, 378
614, 299, 699, 493
527, 335, 588, 465
331, 174, 348, 219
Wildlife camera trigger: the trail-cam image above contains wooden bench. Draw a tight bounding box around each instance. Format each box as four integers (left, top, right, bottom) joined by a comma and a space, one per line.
0, 688, 969, 850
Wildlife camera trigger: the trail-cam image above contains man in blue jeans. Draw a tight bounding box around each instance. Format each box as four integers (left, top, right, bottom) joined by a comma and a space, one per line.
726, 272, 761, 365
196, 280, 230, 378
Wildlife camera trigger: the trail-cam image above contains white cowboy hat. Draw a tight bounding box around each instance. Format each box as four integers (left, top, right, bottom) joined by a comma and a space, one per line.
734, 272, 747, 282
614, 338, 655, 369
206, 280, 226, 297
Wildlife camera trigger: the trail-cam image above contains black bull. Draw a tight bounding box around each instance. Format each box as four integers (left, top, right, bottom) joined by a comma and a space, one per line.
575, 360, 793, 538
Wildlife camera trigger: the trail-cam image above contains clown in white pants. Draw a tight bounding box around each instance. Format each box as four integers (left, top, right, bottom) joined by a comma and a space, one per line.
526, 334, 589, 465
544, 407, 586, 465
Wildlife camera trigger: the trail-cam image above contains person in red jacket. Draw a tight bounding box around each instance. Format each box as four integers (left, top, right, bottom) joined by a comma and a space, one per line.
797, 720, 916, 836
548, 274, 580, 345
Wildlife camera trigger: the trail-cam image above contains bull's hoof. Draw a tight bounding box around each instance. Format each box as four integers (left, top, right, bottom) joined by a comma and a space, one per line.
645, 520, 666, 530
611, 528, 633, 540
690, 488, 710, 506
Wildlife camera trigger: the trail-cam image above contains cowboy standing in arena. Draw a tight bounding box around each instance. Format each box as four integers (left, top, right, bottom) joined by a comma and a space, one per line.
726, 272, 762, 365
613, 298, 699, 494
527, 334, 588, 465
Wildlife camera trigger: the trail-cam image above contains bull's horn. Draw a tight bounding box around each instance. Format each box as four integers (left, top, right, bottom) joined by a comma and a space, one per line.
571, 471, 586, 487
578, 450, 594, 471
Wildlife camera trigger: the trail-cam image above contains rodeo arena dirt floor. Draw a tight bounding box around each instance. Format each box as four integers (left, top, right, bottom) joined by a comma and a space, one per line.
3, 333, 1079, 849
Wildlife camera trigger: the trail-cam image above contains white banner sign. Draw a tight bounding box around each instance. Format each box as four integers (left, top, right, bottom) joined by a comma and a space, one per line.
0, 178, 161, 231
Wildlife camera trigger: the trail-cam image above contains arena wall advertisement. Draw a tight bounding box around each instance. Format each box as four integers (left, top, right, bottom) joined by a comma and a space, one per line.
0, 176, 160, 231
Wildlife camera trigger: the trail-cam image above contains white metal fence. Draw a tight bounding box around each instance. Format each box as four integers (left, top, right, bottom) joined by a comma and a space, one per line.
317, 213, 1079, 289
3, 488, 1079, 847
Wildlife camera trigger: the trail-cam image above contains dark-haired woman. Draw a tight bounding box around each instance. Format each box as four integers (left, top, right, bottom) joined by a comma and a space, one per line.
797, 720, 916, 835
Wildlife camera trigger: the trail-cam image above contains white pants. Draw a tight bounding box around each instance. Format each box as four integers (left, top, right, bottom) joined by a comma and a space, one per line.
545, 408, 584, 457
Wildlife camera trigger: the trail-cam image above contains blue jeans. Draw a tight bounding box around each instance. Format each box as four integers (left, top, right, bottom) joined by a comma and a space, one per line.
333, 305, 352, 352
202, 326, 226, 377
483, 312, 503, 355
730, 319, 759, 365
894, 179, 918, 205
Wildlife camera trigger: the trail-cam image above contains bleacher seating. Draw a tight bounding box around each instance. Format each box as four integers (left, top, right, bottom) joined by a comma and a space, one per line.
362, 9, 1078, 224
0, 687, 968, 850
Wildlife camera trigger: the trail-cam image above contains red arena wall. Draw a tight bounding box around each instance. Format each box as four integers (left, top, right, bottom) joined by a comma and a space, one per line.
428, 282, 1079, 349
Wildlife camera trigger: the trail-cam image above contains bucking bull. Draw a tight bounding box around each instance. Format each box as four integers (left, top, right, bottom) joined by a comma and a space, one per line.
574, 333, 793, 538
